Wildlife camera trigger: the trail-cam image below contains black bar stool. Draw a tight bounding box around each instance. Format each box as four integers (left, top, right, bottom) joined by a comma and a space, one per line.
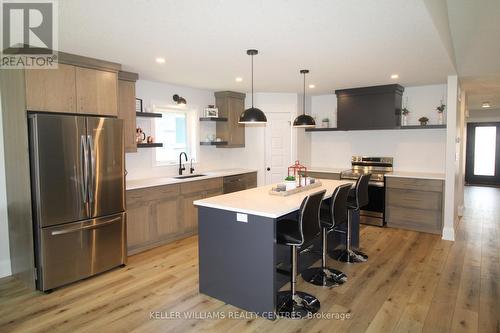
331, 174, 370, 263
301, 183, 352, 286
276, 190, 325, 318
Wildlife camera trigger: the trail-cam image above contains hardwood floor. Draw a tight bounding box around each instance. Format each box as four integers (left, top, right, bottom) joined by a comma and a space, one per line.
0, 186, 498, 333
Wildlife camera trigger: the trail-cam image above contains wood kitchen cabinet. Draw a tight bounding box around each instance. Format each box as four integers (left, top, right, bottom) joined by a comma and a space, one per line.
223, 172, 257, 193
25, 63, 77, 113
215, 91, 246, 148
385, 177, 444, 234
118, 71, 139, 153
76, 67, 118, 116
126, 177, 224, 254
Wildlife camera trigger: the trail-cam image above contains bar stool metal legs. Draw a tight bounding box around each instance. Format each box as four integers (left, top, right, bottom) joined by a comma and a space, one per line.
331, 209, 368, 263
277, 245, 320, 318
301, 228, 347, 286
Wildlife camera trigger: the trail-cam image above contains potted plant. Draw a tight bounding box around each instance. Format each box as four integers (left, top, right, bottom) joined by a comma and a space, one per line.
418, 116, 429, 126
436, 101, 446, 125
321, 118, 330, 128
284, 176, 296, 191
401, 107, 410, 126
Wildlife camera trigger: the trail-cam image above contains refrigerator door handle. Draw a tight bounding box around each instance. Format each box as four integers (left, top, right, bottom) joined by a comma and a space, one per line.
50, 216, 122, 236
87, 134, 96, 212
80, 135, 89, 206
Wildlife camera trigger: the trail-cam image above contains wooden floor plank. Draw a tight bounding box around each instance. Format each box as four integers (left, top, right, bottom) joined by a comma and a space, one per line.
0, 186, 498, 333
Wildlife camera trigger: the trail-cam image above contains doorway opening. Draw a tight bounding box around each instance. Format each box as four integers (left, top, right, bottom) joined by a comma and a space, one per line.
465, 122, 500, 186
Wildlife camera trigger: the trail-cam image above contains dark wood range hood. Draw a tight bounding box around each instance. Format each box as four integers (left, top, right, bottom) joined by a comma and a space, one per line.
335, 84, 404, 130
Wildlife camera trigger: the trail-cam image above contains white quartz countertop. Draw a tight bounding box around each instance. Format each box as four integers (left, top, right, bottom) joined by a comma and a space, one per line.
126, 168, 257, 190
194, 179, 353, 219
307, 167, 445, 180
384, 171, 445, 180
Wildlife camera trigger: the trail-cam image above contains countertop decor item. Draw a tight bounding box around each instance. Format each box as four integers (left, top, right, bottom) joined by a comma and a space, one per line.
238, 49, 267, 124
204, 106, 219, 117
270, 181, 322, 196
173, 94, 186, 105
322, 118, 330, 128
293, 69, 316, 128
401, 97, 410, 126
284, 175, 297, 191
418, 116, 429, 126
136, 98, 143, 113
288, 160, 307, 187
436, 101, 446, 125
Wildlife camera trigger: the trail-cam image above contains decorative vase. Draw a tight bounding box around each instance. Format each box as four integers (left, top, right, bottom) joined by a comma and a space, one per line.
322, 121, 329, 128
419, 120, 428, 126
402, 115, 408, 126
438, 112, 444, 125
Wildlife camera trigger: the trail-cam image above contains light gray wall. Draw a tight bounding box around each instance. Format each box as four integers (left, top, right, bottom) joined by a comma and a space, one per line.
0, 102, 11, 278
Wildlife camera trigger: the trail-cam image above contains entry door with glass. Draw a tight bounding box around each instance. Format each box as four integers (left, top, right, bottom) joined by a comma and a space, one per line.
465, 122, 500, 185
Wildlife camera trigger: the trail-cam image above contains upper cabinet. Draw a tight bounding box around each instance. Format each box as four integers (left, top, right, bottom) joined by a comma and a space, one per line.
24, 52, 121, 117
25, 63, 77, 113
76, 67, 118, 116
215, 91, 246, 148
118, 71, 139, 153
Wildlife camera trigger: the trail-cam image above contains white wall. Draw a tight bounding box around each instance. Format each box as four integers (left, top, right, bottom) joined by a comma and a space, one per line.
443, 75, 461, 241
126, 80, 240, 180
308, 84, 448, 172
467, 108, 500, 122
126, 80, 299, 186
0, 103, 12, 278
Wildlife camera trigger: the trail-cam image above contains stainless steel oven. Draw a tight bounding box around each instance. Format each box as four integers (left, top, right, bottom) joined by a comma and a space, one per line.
340, 156, 393, 226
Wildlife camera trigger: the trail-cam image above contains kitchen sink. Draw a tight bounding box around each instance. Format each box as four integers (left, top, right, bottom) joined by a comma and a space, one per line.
173, 174, 207, 179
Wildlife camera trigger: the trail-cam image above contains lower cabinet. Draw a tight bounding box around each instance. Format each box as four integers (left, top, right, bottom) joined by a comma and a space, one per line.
126, 177, 223, 255
385, 177, 444, 235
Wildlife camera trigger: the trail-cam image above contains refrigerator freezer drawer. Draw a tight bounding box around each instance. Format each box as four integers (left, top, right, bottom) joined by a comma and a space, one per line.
39, 213, 126, 291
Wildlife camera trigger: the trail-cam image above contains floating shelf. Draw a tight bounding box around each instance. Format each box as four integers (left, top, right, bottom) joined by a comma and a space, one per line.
199, 117, 228, 122
137, 143, 163, 148
136, 112, 162, 118
306, 125, 447, 132
200, 141, 228, 146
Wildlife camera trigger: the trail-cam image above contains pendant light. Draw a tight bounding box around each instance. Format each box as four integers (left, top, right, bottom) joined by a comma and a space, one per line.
293, 69, 316, 128
239, 49, 267, 124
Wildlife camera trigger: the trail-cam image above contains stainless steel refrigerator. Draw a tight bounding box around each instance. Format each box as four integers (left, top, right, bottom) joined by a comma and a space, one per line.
28, 113, 126, 291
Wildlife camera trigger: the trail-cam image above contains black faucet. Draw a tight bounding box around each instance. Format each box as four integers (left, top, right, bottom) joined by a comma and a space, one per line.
179, 152, 188, 175
190, 159, 195, 174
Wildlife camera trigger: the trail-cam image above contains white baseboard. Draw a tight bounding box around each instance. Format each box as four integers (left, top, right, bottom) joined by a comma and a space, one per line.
442, 226, 455, 241
0, 259, 11, 278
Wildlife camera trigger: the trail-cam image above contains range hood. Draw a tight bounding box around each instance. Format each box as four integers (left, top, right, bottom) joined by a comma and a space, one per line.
335, 84, 404, 130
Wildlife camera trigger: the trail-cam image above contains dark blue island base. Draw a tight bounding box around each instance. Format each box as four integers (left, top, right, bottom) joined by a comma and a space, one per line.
197, 206, 360, 319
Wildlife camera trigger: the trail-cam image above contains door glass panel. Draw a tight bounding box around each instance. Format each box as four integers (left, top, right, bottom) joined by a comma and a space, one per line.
474, 126, 496, 176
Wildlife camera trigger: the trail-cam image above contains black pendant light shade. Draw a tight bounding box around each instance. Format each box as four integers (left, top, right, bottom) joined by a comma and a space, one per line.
293, 69, 316, 128
239, 49, 267, 124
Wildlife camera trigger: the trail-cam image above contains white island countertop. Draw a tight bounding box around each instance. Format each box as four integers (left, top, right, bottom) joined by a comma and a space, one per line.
126, 168, 257, 190
194, 179, 353, 219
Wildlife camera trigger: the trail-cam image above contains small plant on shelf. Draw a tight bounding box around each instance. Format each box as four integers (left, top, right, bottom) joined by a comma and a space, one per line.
321, 118, 330, 128
418, 116, 429, 126
436, 102, 446, 113
284, 176, 296, 181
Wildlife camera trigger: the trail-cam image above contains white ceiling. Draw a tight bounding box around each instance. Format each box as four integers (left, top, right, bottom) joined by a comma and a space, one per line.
58, 0, 456, 94
447, 0, 500, 110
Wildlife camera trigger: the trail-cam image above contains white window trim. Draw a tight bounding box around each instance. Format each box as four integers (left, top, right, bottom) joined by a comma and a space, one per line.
151, 105, 199, 167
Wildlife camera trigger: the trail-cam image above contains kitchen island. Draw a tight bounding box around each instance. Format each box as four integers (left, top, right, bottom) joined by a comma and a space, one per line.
194, 179, 352, 318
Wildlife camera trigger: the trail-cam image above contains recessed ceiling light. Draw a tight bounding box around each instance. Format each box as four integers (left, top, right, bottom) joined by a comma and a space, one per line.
390, 74, 399, 79
235, 77, 243, 82
482, 102, 491, 108
308, 84, 315, 89
155, 57, 165, 64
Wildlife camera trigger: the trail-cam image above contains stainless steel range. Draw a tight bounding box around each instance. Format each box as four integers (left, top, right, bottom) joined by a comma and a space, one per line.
340, 156, 394, 226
